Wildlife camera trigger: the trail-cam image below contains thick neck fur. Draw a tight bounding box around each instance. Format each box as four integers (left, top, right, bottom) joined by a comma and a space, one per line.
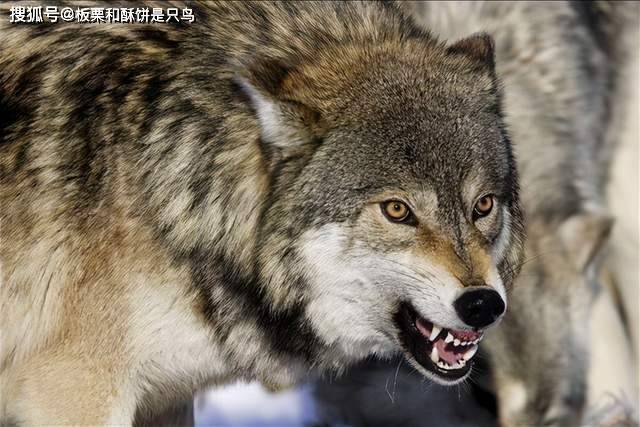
0, 0, 509, 393
133, 2, 439, 381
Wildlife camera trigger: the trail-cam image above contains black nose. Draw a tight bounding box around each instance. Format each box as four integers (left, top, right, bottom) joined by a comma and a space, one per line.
454, 287, 505, 328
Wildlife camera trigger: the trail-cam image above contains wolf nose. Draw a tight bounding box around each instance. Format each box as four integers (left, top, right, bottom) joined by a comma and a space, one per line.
454, 287, 505, 328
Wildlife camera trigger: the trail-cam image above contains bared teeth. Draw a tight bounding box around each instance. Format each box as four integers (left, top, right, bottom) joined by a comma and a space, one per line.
462, 345, 478, 361
429, 325, 442, 341
449, 336, 481, 347
430, 346, 439, 363
436, 359, 465, 371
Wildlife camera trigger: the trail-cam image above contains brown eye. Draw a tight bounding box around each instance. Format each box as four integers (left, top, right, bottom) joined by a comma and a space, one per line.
381, 200, 412, 223
473, 194, 494, 220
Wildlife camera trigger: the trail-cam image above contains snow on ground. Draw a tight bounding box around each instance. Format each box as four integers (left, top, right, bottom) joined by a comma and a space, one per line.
194, 382, 318, 427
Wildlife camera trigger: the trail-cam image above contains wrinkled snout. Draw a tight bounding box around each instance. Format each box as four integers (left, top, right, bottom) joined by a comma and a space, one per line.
454, 287, 505, 328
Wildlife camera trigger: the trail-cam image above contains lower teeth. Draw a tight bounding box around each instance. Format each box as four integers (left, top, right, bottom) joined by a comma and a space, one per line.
430, 343, 477, 370
437, 360, 465, 370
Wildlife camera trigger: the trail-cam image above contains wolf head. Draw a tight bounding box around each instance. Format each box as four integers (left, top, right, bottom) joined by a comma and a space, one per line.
240, 32, 525, 385
485, 212, 612, 426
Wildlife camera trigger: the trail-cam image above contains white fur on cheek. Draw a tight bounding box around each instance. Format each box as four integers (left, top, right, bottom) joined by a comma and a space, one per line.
300, 220, 509, 364
300, 225, 397, 360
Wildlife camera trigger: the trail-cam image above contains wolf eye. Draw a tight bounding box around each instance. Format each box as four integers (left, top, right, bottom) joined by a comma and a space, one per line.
473, 194, 494, 220
381, 200, 413, 224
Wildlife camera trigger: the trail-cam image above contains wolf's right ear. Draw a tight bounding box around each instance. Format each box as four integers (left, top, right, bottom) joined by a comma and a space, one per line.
447, 32, 496, 72
236, 62, 326, 153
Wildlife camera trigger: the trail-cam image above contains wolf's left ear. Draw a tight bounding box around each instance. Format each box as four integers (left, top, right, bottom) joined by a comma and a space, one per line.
559, 212, 614, 272
236, 61, 326, 153
447, 32, 496, 72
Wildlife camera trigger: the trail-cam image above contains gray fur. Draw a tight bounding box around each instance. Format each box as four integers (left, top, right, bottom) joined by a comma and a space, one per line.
0, 1, 523, 423
313, 1, 638, 426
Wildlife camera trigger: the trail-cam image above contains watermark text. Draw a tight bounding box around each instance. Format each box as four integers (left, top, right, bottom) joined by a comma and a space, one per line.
9, 5, 195, 24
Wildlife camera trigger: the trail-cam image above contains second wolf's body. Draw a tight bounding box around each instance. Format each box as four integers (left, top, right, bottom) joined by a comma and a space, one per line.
0, 2, 525, 424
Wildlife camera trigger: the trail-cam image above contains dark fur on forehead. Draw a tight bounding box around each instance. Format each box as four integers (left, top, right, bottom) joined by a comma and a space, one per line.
251, 14, 522, 287
269, 50, 508, 220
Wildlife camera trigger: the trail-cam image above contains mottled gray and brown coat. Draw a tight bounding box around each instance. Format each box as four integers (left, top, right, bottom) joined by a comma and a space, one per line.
313, 2, 639, 427
0, 1, 524, 424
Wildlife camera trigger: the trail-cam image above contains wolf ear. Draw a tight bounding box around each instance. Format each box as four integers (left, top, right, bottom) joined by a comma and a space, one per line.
236, 61, 326, 152
447, 32, 496, 71
559, 212, 614, 272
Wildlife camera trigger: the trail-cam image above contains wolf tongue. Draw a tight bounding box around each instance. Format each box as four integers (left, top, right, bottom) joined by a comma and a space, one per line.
435, 339, 462, 365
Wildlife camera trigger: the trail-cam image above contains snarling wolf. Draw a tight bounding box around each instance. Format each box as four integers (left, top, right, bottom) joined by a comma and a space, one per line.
0, 1, 525, 424
310, 2, 638, 427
